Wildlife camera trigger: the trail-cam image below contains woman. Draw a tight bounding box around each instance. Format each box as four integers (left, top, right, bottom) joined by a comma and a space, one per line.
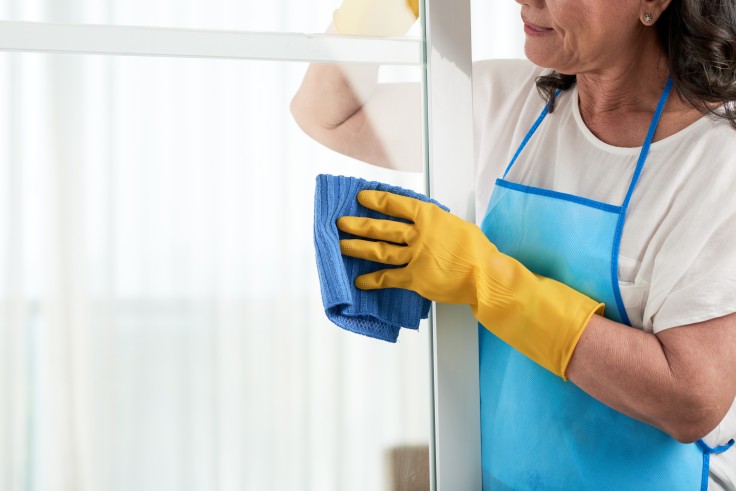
291, 0, 736, 488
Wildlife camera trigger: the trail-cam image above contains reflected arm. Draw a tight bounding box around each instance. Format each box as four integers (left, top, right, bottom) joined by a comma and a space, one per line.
290, 59, 422, 171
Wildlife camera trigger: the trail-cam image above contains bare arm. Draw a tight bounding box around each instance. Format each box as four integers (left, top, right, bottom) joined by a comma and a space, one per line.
290, 59, 423, 171
567, 312, 736, 443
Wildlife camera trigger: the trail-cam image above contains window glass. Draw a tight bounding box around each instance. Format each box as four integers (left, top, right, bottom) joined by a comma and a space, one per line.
0, 52, 429, 491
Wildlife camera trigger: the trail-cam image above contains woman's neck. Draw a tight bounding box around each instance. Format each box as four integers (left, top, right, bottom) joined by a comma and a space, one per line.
575, 42, 702, 147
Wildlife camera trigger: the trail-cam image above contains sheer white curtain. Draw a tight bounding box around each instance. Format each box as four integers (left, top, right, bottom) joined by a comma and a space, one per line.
0, 1, 524, 490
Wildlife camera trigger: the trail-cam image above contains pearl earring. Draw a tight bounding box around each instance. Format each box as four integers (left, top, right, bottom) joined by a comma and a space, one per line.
643, 12, 654, 24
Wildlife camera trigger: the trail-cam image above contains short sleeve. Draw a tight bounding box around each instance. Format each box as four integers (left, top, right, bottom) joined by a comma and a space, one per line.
646, 200, 736, 333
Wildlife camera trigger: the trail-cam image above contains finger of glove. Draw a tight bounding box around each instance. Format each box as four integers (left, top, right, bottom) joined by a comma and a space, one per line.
340, 239, 413, 266
357, 190, 423, 222
355, 268, 413, 290
336, 216, 412, 244
406, 0, 419, 18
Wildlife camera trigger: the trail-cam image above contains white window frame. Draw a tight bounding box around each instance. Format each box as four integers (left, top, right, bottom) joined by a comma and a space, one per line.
423, 0, 480, 489
0, 2, 481, 487
0, 20, 421, 64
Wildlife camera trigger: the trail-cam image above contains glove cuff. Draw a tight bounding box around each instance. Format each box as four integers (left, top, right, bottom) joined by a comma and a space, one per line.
473, 274, 604, 380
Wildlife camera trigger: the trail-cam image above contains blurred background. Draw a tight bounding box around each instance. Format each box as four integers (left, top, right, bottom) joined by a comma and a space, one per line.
0, 0, 522, 490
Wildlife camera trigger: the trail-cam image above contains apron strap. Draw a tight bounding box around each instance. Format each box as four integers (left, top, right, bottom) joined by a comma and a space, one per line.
696, 438, 735, 491
610, 77, 673, 326
501, 89, 561, 179
620, 77, 673, 213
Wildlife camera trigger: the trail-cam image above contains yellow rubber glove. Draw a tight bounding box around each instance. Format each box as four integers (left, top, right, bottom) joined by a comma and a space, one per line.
333, 0, 418, 36
337, 190, 604, 380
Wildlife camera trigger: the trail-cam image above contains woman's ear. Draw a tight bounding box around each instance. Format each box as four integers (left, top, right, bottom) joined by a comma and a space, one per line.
639, 0, 673, 25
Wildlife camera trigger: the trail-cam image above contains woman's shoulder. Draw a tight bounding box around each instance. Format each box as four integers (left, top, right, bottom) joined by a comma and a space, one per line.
681, 116, 736, 197
669, 115, 736, 174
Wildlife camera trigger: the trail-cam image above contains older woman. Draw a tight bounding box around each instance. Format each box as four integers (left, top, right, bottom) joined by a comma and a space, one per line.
291, 0, 736, 488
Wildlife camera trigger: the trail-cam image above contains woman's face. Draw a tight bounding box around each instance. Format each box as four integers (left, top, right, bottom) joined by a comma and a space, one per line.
515, 0, 644, 75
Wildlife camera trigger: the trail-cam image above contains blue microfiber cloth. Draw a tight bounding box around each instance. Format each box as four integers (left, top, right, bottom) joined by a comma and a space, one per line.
313, 174, 449, 342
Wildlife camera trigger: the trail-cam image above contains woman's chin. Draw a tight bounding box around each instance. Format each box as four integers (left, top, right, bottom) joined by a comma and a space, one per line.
524, 46, 567, 72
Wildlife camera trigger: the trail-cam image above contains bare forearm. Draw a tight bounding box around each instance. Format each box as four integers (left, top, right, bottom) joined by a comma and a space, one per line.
567, 313, 735, 443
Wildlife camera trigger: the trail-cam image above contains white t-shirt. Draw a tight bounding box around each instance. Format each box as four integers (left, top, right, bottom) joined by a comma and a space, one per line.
473, 59, 736, 488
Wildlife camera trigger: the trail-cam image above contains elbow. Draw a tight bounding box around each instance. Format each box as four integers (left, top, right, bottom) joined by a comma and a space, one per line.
289, 93, 337, 140
289, 92, 316, 133
667, 424, 714, 445
655, 331, 736, 444
289, 94, 309, 131
660, 395, 730, 444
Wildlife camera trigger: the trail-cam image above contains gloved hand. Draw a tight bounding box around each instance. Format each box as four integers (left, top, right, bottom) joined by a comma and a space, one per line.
333, 0, 419, 36
338, 190, 604, 379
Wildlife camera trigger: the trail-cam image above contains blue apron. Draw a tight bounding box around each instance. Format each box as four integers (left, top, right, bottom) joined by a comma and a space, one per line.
478, 79, 733, 490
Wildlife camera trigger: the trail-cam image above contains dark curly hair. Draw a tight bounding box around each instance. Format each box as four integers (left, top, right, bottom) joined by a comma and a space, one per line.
536, 0, 736, 128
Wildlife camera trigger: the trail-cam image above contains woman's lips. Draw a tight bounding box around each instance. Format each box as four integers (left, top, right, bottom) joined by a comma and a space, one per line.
523, 21, 553, 36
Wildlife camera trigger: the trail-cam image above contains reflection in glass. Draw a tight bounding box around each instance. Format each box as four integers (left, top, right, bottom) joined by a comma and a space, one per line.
0, 53, 428, 490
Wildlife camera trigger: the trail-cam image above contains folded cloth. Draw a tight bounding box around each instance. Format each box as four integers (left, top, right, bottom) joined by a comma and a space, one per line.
313, 174, 449, 342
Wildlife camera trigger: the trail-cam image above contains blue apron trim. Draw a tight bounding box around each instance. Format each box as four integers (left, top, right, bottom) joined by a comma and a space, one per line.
696, 439, 735, 491
609, 77, 674, 326
501, 89, 562, 179
621, 78, 673, 212
495, 178, 622, 213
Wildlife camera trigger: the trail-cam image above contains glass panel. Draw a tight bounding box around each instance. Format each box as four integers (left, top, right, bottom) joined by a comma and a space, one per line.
0, 0, 422, 37
0, 52, 428, 491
